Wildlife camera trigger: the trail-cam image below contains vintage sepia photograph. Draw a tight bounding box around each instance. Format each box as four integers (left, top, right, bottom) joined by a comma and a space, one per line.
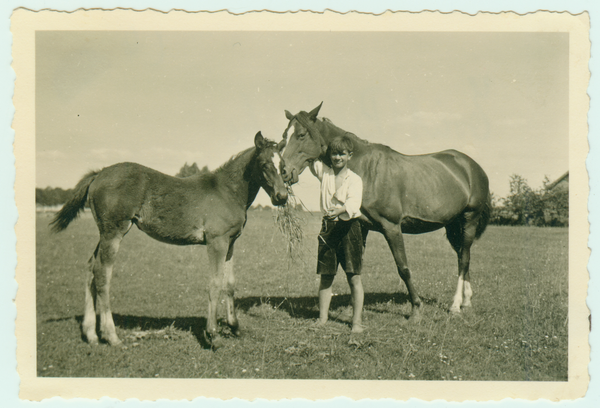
11, 8, 590, 402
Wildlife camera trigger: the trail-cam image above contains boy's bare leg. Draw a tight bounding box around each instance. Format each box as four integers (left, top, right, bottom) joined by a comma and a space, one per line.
347, 273, 365, 333
317, 274, 335, 325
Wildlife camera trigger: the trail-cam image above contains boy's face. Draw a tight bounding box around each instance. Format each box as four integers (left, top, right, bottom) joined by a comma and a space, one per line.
330, 149, 352, 170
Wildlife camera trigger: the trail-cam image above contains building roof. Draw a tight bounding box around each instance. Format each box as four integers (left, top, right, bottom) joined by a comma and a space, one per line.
546, 171, 569, 190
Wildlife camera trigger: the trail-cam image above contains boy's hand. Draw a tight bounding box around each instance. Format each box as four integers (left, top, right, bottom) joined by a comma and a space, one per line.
325, 207, 345, 219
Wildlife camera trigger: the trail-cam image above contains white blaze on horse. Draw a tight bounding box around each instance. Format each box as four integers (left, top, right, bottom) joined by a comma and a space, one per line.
51, 132, 287, 348
279, 103, 491, 319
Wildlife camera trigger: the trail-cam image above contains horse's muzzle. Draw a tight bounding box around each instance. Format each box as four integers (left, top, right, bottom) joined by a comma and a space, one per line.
282, 167, 299, 185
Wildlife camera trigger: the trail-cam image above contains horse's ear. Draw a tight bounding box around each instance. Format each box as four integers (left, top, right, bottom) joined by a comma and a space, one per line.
308, 102, 323, 122
254, 131, 266, 149
277, 138, 286, 151
285, 110, 294, 120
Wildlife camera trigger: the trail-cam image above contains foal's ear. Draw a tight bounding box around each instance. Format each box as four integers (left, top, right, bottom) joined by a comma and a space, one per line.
285, 110, 294, 120
308, 102, 323, 121
254, 131, 267, 149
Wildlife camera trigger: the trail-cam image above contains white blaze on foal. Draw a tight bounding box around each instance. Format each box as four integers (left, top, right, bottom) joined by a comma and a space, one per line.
272, 151, 282, 175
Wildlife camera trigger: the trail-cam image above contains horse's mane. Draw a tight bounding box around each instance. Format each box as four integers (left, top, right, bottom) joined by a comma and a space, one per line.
321, 117, 370, 145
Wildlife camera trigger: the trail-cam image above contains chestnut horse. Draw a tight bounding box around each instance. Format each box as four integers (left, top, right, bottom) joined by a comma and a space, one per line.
279, 103, 491, 319
51, 132, 287, 348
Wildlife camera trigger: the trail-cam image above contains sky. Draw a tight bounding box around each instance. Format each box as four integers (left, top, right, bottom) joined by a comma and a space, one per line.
36, 31, 569, 210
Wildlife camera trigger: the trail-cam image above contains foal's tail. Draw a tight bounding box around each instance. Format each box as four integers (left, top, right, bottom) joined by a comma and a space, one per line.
50, 170, 100, 233
475, 192, 492, 240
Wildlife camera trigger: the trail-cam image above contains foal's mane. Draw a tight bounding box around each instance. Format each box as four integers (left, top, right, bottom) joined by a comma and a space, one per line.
213, 138, 278, 178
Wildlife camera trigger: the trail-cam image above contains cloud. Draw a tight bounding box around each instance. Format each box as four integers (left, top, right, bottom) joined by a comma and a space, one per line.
396, 111, 462, 126
494, 118, 527, 126
88, 148, 132, 161
37, 150, 67, 160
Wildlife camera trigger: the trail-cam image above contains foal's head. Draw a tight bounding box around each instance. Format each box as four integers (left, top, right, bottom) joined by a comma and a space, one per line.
253, 132, 288, 206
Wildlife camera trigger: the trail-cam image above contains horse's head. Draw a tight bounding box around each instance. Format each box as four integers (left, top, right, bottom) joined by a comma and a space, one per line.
280, 102, 327, 184
253, 131, 288, 206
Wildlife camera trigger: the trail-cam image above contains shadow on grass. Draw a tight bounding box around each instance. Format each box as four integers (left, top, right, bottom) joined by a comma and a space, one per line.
234, 291, 440, 320
65, 314, 211, 348
49, 291, 439, 347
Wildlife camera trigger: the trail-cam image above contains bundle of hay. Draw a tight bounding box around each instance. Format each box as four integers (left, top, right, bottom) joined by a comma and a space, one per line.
274, 186, 305, 260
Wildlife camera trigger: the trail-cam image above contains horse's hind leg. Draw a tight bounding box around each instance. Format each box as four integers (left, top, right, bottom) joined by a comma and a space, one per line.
447, 213, 478, 313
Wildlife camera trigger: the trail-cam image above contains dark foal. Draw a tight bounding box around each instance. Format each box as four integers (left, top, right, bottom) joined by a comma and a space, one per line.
51, 132, 288, 348
280, 103, 491, 319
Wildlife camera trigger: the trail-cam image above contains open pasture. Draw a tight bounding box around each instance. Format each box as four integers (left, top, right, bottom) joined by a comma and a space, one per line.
36, 210, 568, 380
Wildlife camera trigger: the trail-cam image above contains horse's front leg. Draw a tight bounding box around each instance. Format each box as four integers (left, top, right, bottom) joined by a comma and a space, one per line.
205, 236, 229, 349
381, 221, 423, 321
224, 240, 241, 336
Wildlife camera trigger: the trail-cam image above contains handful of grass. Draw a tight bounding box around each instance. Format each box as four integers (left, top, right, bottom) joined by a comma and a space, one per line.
274, 186, 305, 259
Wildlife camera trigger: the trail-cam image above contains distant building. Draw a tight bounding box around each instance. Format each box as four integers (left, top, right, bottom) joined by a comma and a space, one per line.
543, 171, 568, 226
546, 171, 569, 192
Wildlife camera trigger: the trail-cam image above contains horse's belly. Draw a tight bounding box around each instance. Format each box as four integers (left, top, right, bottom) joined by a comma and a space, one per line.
400, 217, 445, 234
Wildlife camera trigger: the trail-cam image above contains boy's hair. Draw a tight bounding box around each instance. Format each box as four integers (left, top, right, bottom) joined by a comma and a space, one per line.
328, 135, 354, 155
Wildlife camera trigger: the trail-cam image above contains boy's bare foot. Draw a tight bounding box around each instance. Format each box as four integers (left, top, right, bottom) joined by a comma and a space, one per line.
351, 324, 365, 334
309, 320, 328, 330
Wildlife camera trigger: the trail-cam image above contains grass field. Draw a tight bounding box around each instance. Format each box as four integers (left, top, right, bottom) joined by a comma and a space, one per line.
36, 209, 568, 380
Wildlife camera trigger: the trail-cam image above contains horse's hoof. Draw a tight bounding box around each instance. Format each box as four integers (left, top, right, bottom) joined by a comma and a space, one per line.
87, 337, 99, 346
449, 306, 461, 314
232, 327, 242, 337
106, 336, 123, 347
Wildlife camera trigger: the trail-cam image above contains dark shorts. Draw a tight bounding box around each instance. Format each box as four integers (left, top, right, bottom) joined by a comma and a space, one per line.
317, 218, 364, 276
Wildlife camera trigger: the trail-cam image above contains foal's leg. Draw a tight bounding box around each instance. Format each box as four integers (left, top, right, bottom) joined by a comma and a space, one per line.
90, 222, 131, 345
448, 213, 478, 313
205, 236, 229, 347
82, 246, 99, 345
224, 241, 241, 336
382, 222, 423, 320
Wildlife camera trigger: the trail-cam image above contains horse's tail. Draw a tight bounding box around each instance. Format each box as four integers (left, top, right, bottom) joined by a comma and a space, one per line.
50, 170, 100, 233
475, 192, 492, 240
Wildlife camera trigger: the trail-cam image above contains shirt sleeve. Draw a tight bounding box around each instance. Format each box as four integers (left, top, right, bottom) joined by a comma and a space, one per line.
309, 160, 324, 181
344, 174, 363, 219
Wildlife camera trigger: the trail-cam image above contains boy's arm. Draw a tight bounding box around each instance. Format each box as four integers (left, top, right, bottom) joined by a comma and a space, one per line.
309, 160, 323, 181
326, 175, 363, 220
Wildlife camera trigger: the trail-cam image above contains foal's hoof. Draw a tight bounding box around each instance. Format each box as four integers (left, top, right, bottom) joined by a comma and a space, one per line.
408, 304, 423, 323
210, 336, 225, 350
231, 327, 242, 337
204, 331, 225, 350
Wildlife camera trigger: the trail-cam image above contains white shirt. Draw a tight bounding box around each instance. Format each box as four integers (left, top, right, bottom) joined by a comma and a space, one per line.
311, 161, 363, 221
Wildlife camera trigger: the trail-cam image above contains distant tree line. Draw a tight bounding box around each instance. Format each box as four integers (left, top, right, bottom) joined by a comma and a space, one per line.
36, 186, 74, 207
175, 162, 210, 178
36, 168, 568, 226
490, 174, 568, 227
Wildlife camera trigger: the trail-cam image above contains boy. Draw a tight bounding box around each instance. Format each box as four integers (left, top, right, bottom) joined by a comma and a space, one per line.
310, 135, 365, 333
